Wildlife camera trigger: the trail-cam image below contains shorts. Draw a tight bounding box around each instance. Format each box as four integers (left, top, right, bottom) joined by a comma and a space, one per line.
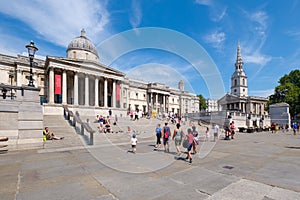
187, 143, 193, 151
174, 138, 182, 146
214, 132, 218, 137
132, 145, 136, 148
163, 138, 169, 146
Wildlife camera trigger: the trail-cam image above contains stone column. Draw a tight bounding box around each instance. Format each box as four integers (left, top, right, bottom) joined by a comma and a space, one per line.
112, 80, 116, 108
74, 72, 78, 106
95, 77, 99, 107
49, 67, 54, 104
16, 69, 22, 86
104, 78, 108, 107
155, 93, 158, 111
85, 74, 89, 106
62, 70, 67, 104
163, 95, 166, 112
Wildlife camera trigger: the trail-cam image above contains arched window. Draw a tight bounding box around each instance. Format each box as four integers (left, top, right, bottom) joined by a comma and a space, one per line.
234, 79, 237, 86
73, 51, 76, 59
243, 78, 245, 85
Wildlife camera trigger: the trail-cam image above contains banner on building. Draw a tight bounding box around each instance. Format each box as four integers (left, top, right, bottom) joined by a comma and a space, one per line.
116, 84, 120, 101
54, 74, 61, 94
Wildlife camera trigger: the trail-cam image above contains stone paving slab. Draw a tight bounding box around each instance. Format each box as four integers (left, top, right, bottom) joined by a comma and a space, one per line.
1, 123, 300, 200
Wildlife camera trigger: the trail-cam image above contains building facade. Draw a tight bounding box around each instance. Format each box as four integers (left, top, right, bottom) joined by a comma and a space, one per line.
217, 42, 270, 128
0, 29, 199, 116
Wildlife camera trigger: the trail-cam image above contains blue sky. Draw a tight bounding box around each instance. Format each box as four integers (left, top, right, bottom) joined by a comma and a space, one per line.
0, 0, 299, 99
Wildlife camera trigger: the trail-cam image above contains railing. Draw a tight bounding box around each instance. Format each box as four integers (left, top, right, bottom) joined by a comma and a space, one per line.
63, 105, 95, 145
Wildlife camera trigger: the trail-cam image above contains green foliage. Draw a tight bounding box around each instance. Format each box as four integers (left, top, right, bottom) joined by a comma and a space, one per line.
197, 94, 207, 111
269, 70, 300, 118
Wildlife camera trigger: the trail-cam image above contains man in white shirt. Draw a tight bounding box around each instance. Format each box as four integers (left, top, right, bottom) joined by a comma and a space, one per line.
214, 124, 219, 142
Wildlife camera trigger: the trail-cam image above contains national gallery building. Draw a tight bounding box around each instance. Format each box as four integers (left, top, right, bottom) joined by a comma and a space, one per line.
0, 29, 199, 116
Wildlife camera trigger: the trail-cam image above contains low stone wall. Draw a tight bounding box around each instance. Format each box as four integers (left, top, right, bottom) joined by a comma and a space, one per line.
0, 84, 43, 150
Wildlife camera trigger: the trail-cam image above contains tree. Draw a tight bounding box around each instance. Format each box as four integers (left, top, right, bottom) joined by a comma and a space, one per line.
197, 94, 207, 111
268, 70, 300, 119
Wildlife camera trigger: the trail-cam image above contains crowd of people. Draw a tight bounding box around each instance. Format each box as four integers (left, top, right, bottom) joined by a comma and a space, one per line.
128, 121, 221, 164
270, 122, 299, 135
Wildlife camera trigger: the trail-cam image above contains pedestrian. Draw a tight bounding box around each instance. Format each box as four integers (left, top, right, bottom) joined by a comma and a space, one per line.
230, 121, 235, 139
205, 127, 210, 142
192, 125, 199, 154
108, 109, 112, 117
185, 128, 195, 163
172, 123, 184, 155
292, 122, 298, 135
214, 124, 219, 142
224, 126, 231, 140
162, 122, 171, 152
130, 133, 138, 153
134, 109, 139, 121
155, 124, 162, 148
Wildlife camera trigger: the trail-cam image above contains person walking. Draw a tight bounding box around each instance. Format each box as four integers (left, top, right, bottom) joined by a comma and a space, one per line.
172, 123, 184, 155
192, 125, 199, 154
155, 124, 162, 148
130, 133, 138, 153
205, 127, 210, 142
214, 124, 219, 142
162, 122, 171, 152
230, 121, 235, 139
185, 128, 195, 163
292, 122, 298, 135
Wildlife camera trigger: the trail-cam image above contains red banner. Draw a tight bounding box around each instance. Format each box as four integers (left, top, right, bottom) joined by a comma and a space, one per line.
55, 74, 61, 94
116, 84, 120, 101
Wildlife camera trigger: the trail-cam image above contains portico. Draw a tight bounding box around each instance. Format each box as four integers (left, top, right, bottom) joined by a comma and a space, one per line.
46, 58, 124, 109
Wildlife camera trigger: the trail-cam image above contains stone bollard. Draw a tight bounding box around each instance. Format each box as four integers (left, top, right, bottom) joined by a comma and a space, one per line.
89, 132, 94, 145
81, 124, 84, 135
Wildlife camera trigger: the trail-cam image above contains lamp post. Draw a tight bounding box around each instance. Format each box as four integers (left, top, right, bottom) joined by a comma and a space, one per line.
25, 41, 38, 87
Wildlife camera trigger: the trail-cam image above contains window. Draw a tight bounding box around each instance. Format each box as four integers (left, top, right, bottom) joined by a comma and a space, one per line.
234, 79, 237, 86
234, 89, 237, 92
136, 93, 138, 99
73, 51, 76, 59
243, 78, 245, 85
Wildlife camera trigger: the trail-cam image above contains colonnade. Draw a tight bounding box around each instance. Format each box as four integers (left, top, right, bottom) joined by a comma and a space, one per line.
47, 67, 122, 108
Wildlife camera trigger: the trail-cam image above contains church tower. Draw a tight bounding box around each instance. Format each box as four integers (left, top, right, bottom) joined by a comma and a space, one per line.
231, 42, 248, 97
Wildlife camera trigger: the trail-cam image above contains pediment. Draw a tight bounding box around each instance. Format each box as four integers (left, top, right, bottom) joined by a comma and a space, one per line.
46, 56, 125, 77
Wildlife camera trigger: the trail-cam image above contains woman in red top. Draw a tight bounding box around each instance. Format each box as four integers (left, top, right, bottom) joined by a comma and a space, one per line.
185, 128, 195, 163
230, 121, 235, 139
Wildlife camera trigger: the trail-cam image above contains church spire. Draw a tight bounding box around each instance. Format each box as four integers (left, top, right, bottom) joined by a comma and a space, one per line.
235, 41, 243, 71
231, 41, 248, 97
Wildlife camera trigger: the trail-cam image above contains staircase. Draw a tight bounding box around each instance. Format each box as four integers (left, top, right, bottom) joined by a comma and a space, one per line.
42, 115, 83, 149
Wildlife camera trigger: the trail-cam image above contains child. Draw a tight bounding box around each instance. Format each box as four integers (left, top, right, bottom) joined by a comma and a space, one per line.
131, 133, 138, 153
205, 127, 210, 142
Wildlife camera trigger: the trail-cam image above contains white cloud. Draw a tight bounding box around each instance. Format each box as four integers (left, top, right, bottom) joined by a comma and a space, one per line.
195, 0, 227, 22
126, 63, 195, 93
249, 11, 268, 37
244, 53, 271, 66
194, 0, 212, 6
130, 0, 142, 29
249, 88, 273, 98
0, 0, 110, 47
203, 30, 226, 49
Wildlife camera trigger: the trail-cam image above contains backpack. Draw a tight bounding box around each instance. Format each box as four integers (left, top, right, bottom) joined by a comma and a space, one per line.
164, 127, 170, 138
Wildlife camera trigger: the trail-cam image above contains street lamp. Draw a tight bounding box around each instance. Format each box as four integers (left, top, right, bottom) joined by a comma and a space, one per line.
25, 41, 38, 87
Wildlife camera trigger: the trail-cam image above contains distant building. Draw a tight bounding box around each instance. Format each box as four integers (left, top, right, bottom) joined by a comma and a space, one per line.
206, 99, 218, 112
218, 42, 270, 128
269, 103, 291, 127
0, 29, 199, 116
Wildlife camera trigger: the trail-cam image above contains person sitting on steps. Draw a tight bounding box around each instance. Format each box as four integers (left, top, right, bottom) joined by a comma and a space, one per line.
43, 127, 64, 140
